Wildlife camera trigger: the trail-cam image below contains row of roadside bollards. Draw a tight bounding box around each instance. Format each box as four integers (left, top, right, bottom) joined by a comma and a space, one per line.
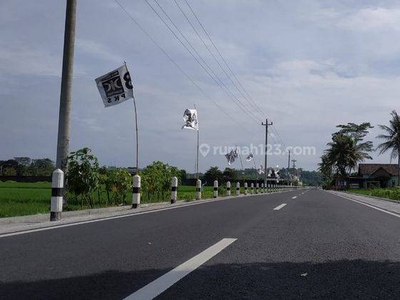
50, 169, 288, 221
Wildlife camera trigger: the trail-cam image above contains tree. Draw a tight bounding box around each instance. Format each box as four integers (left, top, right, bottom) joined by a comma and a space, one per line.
14, 157, 31, 175
179, 169, 188, 185
223, 167, 238, 182
102, 168, 132, 205
141, 161, 180, 201
66, 147, 100, 208
0, 160, 18, 176
29, 158, 55, 176
376, 110, 400, 186
203, 166, 223, 185
320, 122, 373, 187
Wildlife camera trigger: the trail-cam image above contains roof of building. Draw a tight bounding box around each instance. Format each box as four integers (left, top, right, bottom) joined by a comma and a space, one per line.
358, 163, 399, 177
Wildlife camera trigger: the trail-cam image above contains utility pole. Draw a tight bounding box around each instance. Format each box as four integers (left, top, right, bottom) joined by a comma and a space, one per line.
56, 0, 76, 172
287, 150, 290, 185
292, 159, 297, 170
261, 119, 273, 185
291, 159, 297, 179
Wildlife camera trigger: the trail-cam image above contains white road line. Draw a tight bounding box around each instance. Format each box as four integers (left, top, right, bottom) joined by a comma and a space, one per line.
273, 203, 287, 210
292, 196, 297, 199
124, 238, 237, 300
0, 198, 234, 239
332, 193, 400, 219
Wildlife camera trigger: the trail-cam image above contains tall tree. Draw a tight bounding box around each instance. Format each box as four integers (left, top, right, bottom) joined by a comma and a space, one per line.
204, 166, 223, 184
320, 122, 373, 186
223, 167, 238, 182
376, 110, 400, 186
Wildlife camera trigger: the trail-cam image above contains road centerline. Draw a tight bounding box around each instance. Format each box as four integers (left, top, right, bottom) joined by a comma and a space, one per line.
273, 203, 287, 210
124, 238, 237, 300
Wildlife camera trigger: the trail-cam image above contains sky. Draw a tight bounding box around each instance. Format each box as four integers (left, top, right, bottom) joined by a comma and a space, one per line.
1, 0, 400, 173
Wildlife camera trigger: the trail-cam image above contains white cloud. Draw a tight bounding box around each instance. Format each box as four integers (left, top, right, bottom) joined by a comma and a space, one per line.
339, 7, 400, 31
0, 45, 61, 77
76, 38, 123, 64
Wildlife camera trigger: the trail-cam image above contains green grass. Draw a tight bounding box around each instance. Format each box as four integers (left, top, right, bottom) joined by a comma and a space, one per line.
348, 188, 400, 201
0, 181, 51, 217
0, 182, 236, 218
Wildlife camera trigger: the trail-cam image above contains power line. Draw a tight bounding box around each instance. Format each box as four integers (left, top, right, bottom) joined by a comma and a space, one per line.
183, 0, 288, 146
144, 0, 263, 127
183, 0, 264, 116
174, 0, 263, 118
114, 0, 232, 121
114, 0, 287, 149
113, 0, 258, 135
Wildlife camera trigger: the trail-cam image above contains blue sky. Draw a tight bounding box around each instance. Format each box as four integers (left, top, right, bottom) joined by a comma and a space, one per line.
1, 0, 400, 172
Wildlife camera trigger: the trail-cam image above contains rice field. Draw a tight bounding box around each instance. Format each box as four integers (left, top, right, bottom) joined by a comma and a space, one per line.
0, 181, 231, 218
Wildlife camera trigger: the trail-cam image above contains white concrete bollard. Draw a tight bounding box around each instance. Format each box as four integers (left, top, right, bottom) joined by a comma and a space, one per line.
196, 179, 201, 200
261, 183, 264, 193
244, 182, 248, 195
214, 180, 218, 198
50, 169, 64, 221
256, 182, 259, 194
132, 175, 141, 209
236, 182, 240, 196
226, 181, 231, 196
251, 182, 254, 194
171, 176, 178, 204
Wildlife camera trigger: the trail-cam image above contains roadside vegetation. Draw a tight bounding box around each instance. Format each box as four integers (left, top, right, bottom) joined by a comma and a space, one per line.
1, 146, 304, 218
0, 180, 219, 218
348, 188, 400, 201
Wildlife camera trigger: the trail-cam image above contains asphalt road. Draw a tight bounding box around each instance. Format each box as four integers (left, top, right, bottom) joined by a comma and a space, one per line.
1, 189, 400, 299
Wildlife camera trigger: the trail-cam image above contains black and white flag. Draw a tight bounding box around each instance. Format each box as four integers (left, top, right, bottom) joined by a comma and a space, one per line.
257, 165, 265, 174
95, 64, 134, 108
225, 148, 238, 165
182, 109, 199, 130
246, 153, 254, 162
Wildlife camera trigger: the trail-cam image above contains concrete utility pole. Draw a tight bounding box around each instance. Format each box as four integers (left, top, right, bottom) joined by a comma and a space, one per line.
56, 0, 77, 172
261, 119, 273, 185
287, 150, 291, 185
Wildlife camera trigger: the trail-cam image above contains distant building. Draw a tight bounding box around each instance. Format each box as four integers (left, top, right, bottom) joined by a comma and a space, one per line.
351, 164, 399, 189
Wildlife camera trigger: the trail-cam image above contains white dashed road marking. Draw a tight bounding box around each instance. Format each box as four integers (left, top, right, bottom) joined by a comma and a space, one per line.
273, 203, 287, 210
124, 238, 237, 300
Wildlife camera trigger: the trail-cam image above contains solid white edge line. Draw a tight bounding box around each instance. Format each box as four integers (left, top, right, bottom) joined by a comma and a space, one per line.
273, 203, 287, 210
328, 192, 400, 219
124, 238, 237, 300
0, 189, 298, 239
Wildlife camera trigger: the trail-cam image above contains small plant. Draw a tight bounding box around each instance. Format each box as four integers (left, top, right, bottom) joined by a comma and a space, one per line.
103, 168, 132, 205
66, 147, 100, 208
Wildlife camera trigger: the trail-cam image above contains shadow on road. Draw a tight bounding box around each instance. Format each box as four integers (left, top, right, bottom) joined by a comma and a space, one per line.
2, 259, 400, 299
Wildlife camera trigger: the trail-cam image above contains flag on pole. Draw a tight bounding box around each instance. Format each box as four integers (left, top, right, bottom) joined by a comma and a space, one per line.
95, 64, 134, 107
257, 165, 265, 174
245, 153, 254, 162
225, 148, 238, 165
274, 165, 280, 177
182, 109, 199, 130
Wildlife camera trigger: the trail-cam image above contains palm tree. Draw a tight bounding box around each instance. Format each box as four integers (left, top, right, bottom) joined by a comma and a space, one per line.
376, 110, 400, 186
325, 133, 372, 177
320, 122, 374, 188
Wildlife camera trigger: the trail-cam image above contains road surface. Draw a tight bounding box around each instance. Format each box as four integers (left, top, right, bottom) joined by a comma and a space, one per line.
1, 189, 400, 299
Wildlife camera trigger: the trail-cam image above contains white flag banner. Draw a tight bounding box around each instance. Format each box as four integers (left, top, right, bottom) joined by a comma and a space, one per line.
274, 165, 280, 179
182, 109, 199, 130
95, 64, 134, 108
257, 165, 265, 174
246, 153, 254, 162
